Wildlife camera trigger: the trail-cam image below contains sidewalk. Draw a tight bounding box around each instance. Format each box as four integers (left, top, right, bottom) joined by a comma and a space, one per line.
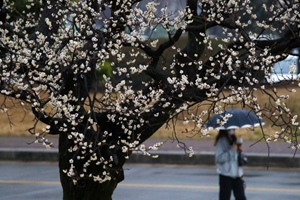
0, 135, 299, 168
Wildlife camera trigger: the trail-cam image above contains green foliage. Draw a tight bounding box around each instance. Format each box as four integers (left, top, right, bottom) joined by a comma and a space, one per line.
7, 0, 42, 20
253, 129, 263, 138
5, 0, 42, 34
97, 61, 112, 81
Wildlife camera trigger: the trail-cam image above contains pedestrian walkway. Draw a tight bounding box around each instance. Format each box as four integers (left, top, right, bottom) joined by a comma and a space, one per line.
0, 135, 299, 168
0, 135, 297, 155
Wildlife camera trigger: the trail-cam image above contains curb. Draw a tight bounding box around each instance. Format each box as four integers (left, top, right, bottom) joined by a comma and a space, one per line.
129, 151, 300, 168
0, 148, 299, 168
0, 148, 58, 162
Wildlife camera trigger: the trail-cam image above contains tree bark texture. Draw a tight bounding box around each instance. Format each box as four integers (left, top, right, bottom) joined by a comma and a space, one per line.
59, 133, 119, 200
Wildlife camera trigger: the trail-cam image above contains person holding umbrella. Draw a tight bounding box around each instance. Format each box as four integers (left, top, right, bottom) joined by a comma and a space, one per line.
214, 129, 246, 200
206, 109, 263, 200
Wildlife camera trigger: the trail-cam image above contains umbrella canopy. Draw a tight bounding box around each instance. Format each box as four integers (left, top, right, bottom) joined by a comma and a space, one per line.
205, 109, 265, 130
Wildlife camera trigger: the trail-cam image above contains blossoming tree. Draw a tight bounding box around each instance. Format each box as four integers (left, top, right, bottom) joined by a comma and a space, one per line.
1, 0, 300, 199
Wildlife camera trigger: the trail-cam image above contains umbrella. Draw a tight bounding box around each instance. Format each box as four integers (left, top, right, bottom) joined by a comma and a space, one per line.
205, 109, 265, 130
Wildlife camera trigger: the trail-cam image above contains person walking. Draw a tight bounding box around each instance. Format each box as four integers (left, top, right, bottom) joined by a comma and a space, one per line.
214, 129, 246, 200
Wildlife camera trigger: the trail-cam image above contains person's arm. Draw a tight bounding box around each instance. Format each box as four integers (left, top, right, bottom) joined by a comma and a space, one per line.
215, 137, 237, 164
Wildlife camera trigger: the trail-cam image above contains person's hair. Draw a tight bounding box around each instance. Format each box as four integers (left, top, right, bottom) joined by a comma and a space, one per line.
214, 129, 236, 146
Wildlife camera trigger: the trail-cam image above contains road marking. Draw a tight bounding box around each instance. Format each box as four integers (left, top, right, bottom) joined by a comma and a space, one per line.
1, 180, 300, 193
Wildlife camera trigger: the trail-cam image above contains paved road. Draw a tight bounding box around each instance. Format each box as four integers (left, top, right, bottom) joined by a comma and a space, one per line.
0, 162, 299, 200
115, 165, 300, 200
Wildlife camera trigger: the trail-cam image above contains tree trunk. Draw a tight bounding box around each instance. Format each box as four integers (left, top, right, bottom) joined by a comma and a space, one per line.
58, 133, 119, 200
